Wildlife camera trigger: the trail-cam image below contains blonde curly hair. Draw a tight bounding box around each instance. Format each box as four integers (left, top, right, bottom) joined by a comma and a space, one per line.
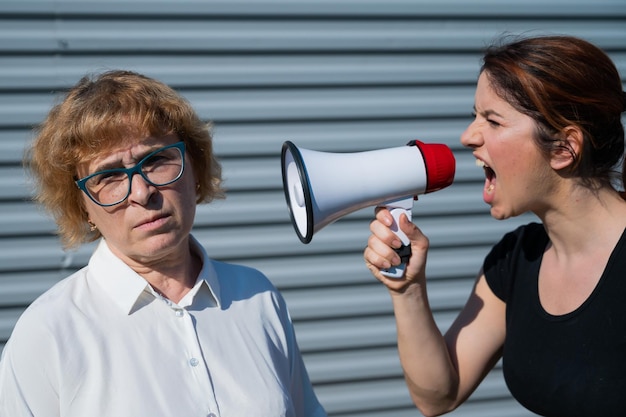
26, 70, 224, 249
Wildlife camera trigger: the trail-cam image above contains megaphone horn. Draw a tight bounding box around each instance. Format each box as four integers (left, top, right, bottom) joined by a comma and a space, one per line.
281, 140, 455, 278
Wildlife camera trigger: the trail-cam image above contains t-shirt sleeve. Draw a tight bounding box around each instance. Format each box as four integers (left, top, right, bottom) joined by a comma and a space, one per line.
483, 223, 543, 302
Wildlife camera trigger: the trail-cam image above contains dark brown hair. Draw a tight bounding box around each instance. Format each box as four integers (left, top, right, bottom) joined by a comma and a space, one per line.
481, 35, 625, 189
27, 70, 224, 248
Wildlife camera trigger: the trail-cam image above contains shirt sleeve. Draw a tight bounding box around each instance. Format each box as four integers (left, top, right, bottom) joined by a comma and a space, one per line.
289, 348, 327, 417
483, 222, 546, 303
273, 292, 327, 417
483, 228, 520, 302
0, 309, 61, 417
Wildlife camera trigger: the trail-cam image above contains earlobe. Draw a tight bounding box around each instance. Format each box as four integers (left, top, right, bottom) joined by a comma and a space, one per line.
550, 126, 582, 171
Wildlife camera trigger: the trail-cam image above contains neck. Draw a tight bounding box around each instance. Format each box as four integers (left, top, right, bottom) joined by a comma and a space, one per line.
538, 184, 626, 255
130, 239, 202, 304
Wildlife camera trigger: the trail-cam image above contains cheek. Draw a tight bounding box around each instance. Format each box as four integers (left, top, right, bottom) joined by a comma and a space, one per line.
179, 175, 198, 202
88, 207, 119, 233
82, 197, 122, 233
168, 175, 199, 221
82, 197, 99, 222
181, 168, 199, 201
490, 140, 531, 172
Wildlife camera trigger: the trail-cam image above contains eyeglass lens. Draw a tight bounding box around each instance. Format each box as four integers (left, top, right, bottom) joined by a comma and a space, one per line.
84, 144, 184, 206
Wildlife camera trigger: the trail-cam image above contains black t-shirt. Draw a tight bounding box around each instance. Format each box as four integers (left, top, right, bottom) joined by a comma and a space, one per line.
484, 222, 626, 416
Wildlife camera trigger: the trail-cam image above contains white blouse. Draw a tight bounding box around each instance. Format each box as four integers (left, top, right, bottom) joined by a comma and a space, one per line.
0, 237, 326, 417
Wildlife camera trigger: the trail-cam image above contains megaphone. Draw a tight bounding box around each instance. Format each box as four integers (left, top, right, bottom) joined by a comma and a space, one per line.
281, 139, 456, 278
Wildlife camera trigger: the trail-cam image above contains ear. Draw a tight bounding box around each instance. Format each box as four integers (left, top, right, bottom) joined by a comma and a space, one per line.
550, 126, 582, 171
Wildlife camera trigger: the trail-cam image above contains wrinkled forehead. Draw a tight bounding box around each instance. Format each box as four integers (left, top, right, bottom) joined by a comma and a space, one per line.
74, 131, 178, 177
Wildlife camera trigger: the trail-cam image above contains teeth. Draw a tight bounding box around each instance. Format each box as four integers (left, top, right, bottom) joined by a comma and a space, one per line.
475, 159, 486, 168
487, 184, 494, 192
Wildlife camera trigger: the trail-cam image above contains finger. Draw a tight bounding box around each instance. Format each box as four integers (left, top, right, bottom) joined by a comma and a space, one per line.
364, 245, 392, 272
370, 218, 403, 249
398, 213, 427, 246
366, 233, 400, 267
374, 207, 394, 227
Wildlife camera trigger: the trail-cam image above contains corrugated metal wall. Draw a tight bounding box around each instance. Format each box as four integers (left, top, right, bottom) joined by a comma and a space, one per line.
1, 1, 625, 415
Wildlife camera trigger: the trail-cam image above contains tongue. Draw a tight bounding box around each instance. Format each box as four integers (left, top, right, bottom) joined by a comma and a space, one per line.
483, 176, 495, 204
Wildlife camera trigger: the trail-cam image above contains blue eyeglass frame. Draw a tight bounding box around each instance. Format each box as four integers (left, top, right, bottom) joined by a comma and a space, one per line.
75, 141, 186, 207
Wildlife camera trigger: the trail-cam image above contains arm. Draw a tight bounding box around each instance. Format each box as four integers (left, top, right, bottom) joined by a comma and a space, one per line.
271, 288, 327, 417
0, 323, 60, 417
364, 209, 505, 416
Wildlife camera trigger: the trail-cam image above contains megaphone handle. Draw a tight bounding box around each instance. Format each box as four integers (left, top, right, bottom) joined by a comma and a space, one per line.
380, 206, 412, 279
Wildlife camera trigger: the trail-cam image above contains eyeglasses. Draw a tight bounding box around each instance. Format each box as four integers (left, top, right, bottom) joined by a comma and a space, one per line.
76, 142, 186, 207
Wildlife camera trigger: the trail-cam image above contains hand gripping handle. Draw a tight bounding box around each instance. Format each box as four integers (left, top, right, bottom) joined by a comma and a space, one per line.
380, 197, 413, 279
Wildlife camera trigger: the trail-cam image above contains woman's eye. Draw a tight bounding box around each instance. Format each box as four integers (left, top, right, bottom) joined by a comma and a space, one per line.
143, 154, 170, 168
91, 171, 124, 186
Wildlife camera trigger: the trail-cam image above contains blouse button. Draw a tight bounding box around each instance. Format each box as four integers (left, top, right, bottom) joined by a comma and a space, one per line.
189, 357, 199, 367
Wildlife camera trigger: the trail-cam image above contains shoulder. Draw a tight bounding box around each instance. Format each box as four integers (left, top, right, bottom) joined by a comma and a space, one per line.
210, 260, 275, 289
1, 268, 88, 368
208, 259, 286, 307
12, 268, 86, 337
14, 268, 88, 327
483, 222, 547, 301
486, 222, 546, 264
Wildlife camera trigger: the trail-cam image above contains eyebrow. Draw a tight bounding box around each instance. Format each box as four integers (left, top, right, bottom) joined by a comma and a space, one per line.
91, 160, 125, 173
90, 146, 161, 173
473, 105, 504, 118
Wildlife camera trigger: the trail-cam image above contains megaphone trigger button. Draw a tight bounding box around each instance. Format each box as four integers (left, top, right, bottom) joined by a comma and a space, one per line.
394, 244, 412, 264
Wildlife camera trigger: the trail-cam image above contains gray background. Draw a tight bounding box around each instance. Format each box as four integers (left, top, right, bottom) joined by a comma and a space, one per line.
1, 1, 625, 415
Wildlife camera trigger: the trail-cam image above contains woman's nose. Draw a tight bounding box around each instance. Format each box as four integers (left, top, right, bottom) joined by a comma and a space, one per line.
460, 121, 481, 148
127, 173, 156, 205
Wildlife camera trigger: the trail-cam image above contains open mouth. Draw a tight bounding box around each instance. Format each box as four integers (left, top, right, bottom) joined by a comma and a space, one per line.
476, 159, 496, 194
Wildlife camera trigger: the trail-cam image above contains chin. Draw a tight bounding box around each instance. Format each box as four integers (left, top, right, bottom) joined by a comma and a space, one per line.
139, 232, 185, 253
489, 207, 512, 221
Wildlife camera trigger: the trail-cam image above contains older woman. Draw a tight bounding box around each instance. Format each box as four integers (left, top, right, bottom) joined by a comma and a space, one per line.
365, 35, 626, 416
0, 70, 326, 417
